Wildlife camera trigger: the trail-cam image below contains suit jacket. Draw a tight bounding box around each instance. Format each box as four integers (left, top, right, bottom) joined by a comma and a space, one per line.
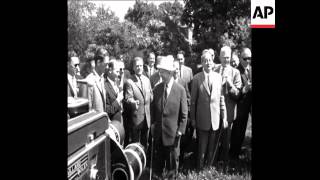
151, 81, 188, 146
86, 72, 106, 113
105, 78, 122, 122
175, 78, 191, 111
67, 75, 78, 98
143, 65, 156, 79
237, 64, 252, 105
150, 71, 162, 90
180, 65, 193, 89
190, 71, 226, 131
214, 64, 242, 122
124, 74, 153, 128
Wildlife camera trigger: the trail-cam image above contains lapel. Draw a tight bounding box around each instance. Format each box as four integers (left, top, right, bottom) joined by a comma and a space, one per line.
68, 76, 76, 97
214, 64, 221, 74
238, 64, 249, 84
96, 76, 106, 107
162, 82, 176, 111
201, 72, 211, 96
94, 76, 104, 96
210, 73, 217, 98
132, 75, 146, 99
105, 78, 117, 98
144, 65, 150, 78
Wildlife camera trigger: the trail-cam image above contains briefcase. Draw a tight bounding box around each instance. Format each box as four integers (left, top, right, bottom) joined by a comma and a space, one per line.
68, 97, 89, 118
68, 111, 111, 180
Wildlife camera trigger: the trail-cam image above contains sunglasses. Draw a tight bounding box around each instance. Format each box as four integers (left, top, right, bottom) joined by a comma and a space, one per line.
243, 57, 251, 61
74, 63, 80, 67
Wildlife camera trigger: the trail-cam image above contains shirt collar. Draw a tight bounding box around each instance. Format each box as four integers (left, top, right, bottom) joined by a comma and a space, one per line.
166, 77, 174, 89
203, 69, 213, 76
107, 76, 116, 86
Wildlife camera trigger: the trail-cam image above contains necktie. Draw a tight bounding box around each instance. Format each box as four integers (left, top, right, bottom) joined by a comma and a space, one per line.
163, 83, 168, 106
207, 74, 211, 92
221, 67, 228, 94
138, 76, 144, 93
246, 67, 251, 83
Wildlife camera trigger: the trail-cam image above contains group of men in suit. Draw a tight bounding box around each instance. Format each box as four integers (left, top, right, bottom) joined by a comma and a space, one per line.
67, 46, 252, 178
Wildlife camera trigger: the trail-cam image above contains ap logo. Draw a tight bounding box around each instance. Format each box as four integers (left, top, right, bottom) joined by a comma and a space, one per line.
251, 0, 275, 28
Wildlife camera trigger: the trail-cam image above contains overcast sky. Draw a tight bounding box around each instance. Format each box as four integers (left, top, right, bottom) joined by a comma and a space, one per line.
89, 0, 185, 22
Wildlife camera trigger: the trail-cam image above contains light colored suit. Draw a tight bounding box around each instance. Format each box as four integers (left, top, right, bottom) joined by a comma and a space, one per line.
214, 64, 242, 122
190, 71, 226, 131
180, 65, 193, 89
125, 74, 153, 128
213, 64, 242, 161
190, 70, 227, 168
86, 72, 106, 113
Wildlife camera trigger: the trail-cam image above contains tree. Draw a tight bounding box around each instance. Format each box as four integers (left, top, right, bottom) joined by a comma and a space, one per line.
68, 0, 96, 60
181, 0, 251, 54
125, 0, 190, 57
124, 0, 160, 29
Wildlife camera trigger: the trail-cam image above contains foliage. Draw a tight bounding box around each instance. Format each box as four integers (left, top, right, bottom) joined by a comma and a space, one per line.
68, 0, 96, 60
68, 0, 252, 68
181, 0, 251, 54
124, 0, 190, 57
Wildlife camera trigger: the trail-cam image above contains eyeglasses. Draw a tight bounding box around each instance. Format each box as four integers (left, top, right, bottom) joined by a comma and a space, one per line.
74, 64, 80, 67
243, 57, 251, 61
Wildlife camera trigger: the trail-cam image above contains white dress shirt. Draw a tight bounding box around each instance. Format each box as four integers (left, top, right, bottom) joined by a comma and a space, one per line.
164, 77, 174, 98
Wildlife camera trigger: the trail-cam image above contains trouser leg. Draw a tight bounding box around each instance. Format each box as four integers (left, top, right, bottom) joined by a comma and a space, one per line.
197, 129, 209, 170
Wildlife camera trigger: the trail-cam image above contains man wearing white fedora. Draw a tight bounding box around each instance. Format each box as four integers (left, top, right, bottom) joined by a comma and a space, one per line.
151, 55, 188, 179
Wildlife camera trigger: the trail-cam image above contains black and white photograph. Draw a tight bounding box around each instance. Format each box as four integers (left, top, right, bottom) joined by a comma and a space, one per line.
67, 0, 252, 179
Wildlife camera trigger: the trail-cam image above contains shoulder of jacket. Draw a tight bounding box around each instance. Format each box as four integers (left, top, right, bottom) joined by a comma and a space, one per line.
212, 71, 222, 78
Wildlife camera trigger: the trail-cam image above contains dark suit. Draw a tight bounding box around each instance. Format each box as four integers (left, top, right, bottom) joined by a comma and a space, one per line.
230, 63, 252, 159
174, 77, 193, 166
151, 80, 188, 178
124, 74, 153, 148
143, 64, 156, 79
105, 78, 122, 123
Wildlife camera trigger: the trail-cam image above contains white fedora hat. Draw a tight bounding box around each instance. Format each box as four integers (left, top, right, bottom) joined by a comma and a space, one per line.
157, 55, 175, 71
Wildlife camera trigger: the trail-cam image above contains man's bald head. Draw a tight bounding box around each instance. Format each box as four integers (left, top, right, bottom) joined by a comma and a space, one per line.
219, 46, 232, 66
241, 48, 252, 58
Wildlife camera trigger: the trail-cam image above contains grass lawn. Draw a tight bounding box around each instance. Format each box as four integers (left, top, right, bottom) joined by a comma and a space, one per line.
140, 115, 252, 180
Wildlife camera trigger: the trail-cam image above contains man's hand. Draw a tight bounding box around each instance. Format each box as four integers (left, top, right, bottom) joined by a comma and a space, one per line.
223, 119, 228, 129
242, 81, 252, 93
226, 77, 233, 87
116, 91, 124, 103
222, 76, 227, 85
176, 131, 182, 137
